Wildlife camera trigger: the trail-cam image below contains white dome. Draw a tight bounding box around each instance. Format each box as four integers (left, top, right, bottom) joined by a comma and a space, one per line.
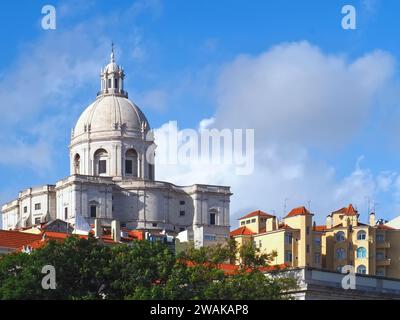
105, 61, 119, 73
73, 95, 150, 137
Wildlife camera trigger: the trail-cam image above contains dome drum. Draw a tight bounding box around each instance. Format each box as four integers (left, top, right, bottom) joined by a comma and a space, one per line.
70, 48, 155, 181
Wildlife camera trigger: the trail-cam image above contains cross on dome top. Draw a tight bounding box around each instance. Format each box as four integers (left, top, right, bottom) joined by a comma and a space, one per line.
110, 42, 115, 63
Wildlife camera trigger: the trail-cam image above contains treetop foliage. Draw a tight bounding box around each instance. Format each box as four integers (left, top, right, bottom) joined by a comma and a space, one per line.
0, 236, 297, 300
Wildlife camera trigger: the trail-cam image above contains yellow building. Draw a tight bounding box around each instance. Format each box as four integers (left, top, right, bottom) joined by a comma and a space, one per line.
231, 204, 400, 278
231, 208, 322, 268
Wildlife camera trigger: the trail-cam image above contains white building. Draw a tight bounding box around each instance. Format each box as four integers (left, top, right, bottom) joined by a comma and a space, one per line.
1, 48, 231, 245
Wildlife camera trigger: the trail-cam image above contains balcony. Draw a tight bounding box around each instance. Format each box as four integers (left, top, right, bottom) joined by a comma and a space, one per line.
376, 241, 390, 249
376, 258, 391, 266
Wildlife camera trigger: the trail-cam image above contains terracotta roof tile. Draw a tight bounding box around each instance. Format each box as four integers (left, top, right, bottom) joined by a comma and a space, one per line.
186, 261, 289, 275
285, 206, 312, 218
278, 223, 297, 230
218, 263, 289, 275
0, 230, 42, 249
238, 210, 275, 220
377, 224, 397, 230
314, 225, 327, 232
332, 204, 358, 216
230, 226, 255, 237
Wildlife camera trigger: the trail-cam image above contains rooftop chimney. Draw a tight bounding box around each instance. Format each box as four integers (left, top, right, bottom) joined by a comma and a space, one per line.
266, 217, 277, 232
326, 215, 332, 229
369, 212, 376, 226
111, 220, 121, 242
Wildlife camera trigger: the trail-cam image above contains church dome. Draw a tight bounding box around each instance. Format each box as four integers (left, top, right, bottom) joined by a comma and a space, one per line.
71, 45, 150, 141
69, 45, 155, 180
73, 95, 150, 137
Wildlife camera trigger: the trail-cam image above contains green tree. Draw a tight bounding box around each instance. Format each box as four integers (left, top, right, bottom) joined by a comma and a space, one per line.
0, 236, 113, 299
107, 240, 176, 299
149, 239, 296, 300
0, 237, 297, 300
238, 240, 277, 270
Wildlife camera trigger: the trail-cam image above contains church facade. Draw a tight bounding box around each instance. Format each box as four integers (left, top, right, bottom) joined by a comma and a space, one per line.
1, 49, 232, 245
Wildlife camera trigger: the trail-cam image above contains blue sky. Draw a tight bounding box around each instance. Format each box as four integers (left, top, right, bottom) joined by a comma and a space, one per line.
1, 0, 400, 226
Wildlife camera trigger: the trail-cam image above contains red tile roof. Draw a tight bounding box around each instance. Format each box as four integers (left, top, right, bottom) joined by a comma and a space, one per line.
238, 210, 275, 220
332, 204, 358, 216
218, 263, 289, 275
278, 223, 297, 230
20, 232, 90, 251
377, 224, 397, 230
314, 225, 327, 232
186, 261, 289, 275
230, 226, 255, 237
3, 226, 151, 253
43, 231, 71, 240
0, 230, 42, 249
331, 221, 368, 229
285, 206, 312, 218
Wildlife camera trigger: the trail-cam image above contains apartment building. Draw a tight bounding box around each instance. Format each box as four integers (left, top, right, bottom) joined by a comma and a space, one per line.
231, 208, 322, 268
231, 204, 400, 278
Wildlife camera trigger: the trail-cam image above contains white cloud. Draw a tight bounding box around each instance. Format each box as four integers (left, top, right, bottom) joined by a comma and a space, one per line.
214, 41, 394, 148
0, 0, 159, 174
137, 89, 168, 111
155, 120, 400, 225
154, 42, 399, 225
0, 140, 52, 171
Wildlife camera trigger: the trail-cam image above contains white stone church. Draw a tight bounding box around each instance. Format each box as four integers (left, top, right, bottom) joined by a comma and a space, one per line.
1, 49, 231, 245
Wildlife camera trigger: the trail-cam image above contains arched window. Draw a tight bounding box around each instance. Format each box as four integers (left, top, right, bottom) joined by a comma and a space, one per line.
357, 247, 367, 259
357, 265, 367, 274
357, 230, 366, 241
94, 149, 108, 176
74, 154, 80, 174
125, 149, 138, 177
336, 231, 345, 242
336, 247, 346, 260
